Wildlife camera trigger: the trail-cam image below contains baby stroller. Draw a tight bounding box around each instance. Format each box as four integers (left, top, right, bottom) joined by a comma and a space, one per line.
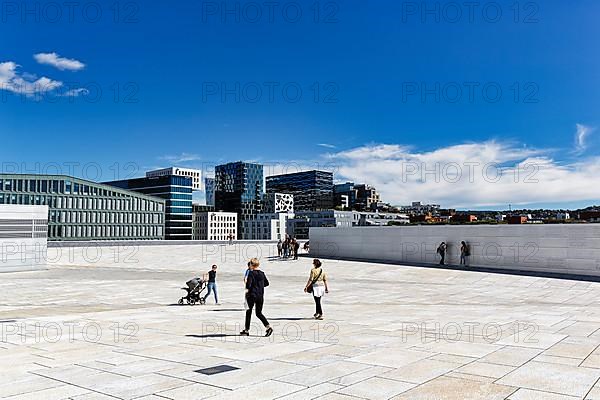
178, 277, 207, 305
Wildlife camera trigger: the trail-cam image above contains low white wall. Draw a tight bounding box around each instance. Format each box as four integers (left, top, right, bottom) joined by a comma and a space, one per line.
309, 225, 600, 277
0, 205, 48, 272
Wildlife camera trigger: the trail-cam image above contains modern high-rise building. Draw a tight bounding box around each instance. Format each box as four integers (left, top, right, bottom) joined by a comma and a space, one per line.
146, 167, 202, 191
105, 175, 192, 240
266, 170, 333, 211
0, 174, 165, 241
334, 182, 381, 211
214, 162, 263, 238
333, 182, 357, 210
204, 177, 215, 206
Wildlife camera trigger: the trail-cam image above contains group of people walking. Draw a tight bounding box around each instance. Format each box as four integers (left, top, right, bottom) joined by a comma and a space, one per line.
277, 236, 300, 260
199, 256, 330, 337
436, 241, 471, 266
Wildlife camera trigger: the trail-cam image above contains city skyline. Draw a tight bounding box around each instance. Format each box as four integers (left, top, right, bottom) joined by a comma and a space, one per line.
1, 164, 598, 214
2, 1, 599, 210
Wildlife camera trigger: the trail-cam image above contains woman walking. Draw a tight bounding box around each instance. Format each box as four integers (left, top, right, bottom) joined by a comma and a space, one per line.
240, 258, 273, 337
304, 259, 329, 320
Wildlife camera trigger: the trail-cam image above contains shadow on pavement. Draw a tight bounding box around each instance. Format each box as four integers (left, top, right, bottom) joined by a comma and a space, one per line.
187, 334, 238, 338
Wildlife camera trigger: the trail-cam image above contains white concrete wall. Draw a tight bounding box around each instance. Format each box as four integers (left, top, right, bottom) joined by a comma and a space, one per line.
0, 205, 48, 272
309, 225, 600, 277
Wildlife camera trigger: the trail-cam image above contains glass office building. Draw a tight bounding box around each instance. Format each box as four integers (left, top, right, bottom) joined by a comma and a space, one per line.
214, 162, 263, 238
333, 182, 357, 210
205, 177, 215, 206
104, 175, 193, 240
0, 174, 165, 241
266, 170, 333, 211
334, 182, 381, 211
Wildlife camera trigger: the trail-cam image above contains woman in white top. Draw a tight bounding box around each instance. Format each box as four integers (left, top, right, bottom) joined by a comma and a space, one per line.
304, 259, 329, 320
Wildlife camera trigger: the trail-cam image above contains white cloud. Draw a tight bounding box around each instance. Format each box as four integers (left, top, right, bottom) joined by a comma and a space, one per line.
574, 123, 595, 154
0, 61, 62, 96
317, 143, 337, 149
159, 153, 202, 163
34, 52, 85, 71
60, 88, 90, 97
327, 142, 600, 208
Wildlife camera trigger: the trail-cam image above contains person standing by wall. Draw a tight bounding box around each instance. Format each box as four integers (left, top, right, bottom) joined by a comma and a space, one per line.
282, 239, 289, 258
277, 239, 283, 258
293, 238, 300, 260
437, 242, 447, 265
460, 241, 470, 266
203, 265, 219, 305
304, 259, 329, 320
240, 258, 273, 337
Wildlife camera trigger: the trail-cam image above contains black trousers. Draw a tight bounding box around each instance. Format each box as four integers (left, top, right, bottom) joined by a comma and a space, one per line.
440, 253, 445, 265
313, 296, 323, 315
245, 296, 269, 331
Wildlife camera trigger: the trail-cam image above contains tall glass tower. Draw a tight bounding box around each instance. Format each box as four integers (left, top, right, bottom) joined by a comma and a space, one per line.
214, 162, 263, 238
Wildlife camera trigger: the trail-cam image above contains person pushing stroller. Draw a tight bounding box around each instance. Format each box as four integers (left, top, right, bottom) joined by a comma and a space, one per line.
202, 264, 220, 305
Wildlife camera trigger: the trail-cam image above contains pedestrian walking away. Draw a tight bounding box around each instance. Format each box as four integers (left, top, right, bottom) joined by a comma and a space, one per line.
437, 242, 447, 265
203, 264, 220, 304
243, 261, 251, 311
304, 259, 329, 320
240, 258, 273, 337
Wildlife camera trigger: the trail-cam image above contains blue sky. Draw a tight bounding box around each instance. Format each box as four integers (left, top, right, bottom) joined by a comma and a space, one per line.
1, 0, 599, 209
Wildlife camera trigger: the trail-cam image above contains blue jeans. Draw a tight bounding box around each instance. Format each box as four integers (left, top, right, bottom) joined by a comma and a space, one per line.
204, 282, 218, 303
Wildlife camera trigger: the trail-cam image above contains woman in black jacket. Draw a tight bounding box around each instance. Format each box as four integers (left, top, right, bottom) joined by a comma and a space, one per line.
240, 258, 273, 337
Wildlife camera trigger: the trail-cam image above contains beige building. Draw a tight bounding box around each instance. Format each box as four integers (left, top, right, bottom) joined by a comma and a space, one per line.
193, 210, 237, 240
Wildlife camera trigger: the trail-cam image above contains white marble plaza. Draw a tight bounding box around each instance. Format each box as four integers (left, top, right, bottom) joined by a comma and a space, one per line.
2, 243, 600, 399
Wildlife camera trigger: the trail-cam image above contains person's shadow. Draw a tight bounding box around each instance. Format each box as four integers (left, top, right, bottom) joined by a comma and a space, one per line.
186, 333, 239, 338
